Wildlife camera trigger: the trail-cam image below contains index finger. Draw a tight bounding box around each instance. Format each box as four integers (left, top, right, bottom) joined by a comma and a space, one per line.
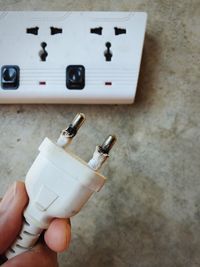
0, 182, 28, 254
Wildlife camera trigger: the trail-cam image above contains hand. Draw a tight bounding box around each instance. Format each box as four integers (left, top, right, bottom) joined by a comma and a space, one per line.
0, 181, 71, 267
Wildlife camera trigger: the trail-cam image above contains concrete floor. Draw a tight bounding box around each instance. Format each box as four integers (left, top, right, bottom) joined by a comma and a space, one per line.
0, 0, 200, 266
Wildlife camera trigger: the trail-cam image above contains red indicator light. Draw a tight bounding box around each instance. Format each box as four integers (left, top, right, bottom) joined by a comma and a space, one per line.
105, 82, 112, 86
39, 81, 46, 85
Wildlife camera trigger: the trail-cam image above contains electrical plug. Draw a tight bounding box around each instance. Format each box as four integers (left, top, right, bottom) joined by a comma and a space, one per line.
6, 113, 116, 259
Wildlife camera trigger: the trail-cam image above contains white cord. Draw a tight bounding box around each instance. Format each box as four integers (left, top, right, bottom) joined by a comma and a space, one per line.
6, 217, 42, 259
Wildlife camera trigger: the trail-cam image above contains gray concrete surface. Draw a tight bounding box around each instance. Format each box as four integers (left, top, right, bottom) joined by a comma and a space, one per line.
0, 0, 200, 266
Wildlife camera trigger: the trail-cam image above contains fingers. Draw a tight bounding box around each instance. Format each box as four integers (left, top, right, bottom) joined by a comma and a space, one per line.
2, 242, 58, 267
0, 181, 71, 263
0, 182, 28, 254
44, 218, 71, 252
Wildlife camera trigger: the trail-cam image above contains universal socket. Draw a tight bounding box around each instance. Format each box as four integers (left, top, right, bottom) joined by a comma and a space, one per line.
0, 12, 147, 104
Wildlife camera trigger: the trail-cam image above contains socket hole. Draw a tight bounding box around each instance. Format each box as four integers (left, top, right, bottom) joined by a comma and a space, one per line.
114, 27, 126, 35
50, 27, 63, 35
90, 27, 103, 35
39, 42, 48, 62
26, 27, 39, 35
104, 42, 112, 62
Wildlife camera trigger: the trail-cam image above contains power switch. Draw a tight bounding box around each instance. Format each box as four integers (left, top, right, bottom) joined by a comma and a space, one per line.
1, 65, 20, 89
66, 65, 85, 90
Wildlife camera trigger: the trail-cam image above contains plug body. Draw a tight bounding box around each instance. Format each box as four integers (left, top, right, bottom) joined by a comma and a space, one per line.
6, 137, 106, 259
25, 138, 106, 228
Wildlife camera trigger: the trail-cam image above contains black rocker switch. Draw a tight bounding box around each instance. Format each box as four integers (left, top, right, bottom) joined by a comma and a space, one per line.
66, 65, 85, 90
1, 65, 20, 89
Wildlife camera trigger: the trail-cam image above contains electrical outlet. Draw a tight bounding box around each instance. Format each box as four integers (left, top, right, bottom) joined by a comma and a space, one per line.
0, 12, 147, 104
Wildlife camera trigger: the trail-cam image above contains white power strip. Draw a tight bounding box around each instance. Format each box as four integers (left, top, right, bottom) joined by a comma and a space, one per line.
0, 12, 147, 104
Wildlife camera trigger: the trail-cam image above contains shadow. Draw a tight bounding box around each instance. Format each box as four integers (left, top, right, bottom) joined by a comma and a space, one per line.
81, 216, 197, 267
64, 181, 198, 267
58, 169, 200, 267
134, 33, 161, 107
0, 256, 7, 265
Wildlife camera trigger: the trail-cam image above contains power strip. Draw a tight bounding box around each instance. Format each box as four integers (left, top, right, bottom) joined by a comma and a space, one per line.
0, 12, 147, 104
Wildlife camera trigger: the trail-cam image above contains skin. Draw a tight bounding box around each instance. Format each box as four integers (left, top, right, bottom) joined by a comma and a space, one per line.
0, 181, 71, 267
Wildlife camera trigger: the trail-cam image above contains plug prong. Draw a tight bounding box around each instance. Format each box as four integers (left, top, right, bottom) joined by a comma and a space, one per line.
57, 113, 85, 148
98, 135, 116, 154
88, 135, 117, 171
69, 113, 86, 136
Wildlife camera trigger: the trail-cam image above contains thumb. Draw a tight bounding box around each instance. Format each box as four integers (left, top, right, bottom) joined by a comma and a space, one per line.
0, 181, 28, 254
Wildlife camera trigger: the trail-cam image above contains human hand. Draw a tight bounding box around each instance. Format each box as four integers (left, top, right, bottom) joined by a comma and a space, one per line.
0, 181, 71, 267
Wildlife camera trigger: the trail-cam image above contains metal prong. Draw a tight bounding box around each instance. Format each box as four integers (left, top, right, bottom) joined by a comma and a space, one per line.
57, 113, 85, 148
98, 135, 117, 154
64, 113, 85, 138
88, 135, 117, 171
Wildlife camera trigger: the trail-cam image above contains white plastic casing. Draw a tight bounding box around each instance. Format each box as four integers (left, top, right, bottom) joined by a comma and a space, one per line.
24, 137, 106, 228
0, 11, 147, 104
6, 137, 106, 259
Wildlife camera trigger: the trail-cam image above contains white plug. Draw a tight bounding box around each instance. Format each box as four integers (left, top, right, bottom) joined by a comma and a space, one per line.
6, 113, 116, 259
